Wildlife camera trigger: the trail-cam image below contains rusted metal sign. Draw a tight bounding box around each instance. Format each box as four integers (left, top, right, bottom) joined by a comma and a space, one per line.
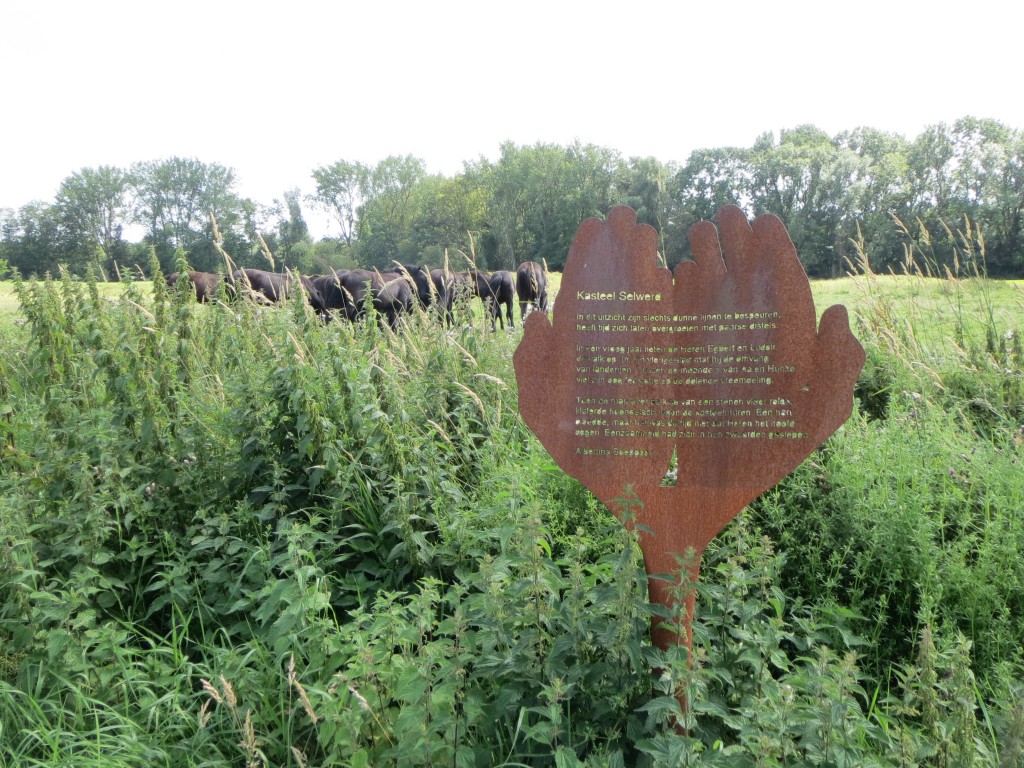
514, 205, 864, 657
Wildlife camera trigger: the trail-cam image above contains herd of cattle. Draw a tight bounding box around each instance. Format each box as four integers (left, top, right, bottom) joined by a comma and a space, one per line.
165, 261, 550, 330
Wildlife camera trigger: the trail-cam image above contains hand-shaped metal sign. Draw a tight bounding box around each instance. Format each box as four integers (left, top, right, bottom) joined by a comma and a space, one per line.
514, 206, 864, 661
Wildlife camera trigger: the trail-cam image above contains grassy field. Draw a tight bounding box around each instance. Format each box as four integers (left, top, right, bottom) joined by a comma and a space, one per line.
0, 279, 127, 326
3, 272, 1022, 331
815, 273, 1024, 345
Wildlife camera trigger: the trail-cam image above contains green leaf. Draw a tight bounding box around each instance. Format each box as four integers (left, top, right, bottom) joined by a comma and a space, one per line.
394, 665, 428, 703
554, 745, 583, 768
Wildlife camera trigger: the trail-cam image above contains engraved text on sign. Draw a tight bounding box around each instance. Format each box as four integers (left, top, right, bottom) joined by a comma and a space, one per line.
514, 205, 865, 663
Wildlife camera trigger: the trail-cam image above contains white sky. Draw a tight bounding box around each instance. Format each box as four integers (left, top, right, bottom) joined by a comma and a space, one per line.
4, 0, 1023, 238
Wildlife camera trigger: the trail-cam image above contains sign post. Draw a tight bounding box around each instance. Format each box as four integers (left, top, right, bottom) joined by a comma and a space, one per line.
514, 205, 865, 702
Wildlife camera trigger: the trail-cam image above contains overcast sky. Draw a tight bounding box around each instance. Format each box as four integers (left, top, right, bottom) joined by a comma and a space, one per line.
5, 0, 1023, 237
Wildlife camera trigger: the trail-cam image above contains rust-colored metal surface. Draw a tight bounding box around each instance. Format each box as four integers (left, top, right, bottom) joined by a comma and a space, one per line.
514, 205, 865, 657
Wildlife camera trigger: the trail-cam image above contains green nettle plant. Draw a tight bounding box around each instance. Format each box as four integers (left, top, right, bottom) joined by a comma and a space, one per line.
0, 247, 1022, 765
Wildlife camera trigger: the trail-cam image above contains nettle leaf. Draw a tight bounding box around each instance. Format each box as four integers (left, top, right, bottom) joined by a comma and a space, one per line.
254, 578, 293, 625
394, 663, 429, 703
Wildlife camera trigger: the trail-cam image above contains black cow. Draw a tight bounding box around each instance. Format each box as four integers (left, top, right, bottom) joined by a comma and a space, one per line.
404, 267, 464, 326
310, 270, 351, 322
298, 274, 326, 315
429, 268, 463, 325
473, 269, 516, 330
226, 268, 292, 304
395, 263, 435, 309
433, 270, 476, 326
339, 268, 414, 329
166, 270, 220, 302
225, 268, 324, 314
397, 262, 470, 326
515, 261, 548, 319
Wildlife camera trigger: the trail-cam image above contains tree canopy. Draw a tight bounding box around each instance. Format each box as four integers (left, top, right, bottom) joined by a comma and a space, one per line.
4, 117, 1024, 280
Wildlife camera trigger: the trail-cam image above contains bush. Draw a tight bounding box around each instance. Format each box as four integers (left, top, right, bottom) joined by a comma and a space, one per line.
1, 267, 1023, 765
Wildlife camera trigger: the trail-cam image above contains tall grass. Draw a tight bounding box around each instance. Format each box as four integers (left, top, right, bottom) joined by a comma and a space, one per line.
0, 247, 1022, 765
844, 216, 1024, 429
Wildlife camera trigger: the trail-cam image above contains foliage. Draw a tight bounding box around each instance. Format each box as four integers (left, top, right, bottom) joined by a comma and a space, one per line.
477, 140, 623, 270
53, 165, 134, 280
7, 117, 1024, 282
268, 188, 314, 273
309, 159, 369, 245
0, 256, 1023, 764
352, 155, 429, 268
745, 125, 862, 277
130, 156, 249, 274
669, 146, 751, 264
407, 173, 488, 267
1, 201, 72, 277
746, 223, 1024, 690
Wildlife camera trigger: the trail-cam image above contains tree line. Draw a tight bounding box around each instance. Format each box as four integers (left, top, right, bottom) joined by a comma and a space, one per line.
3, 116, 1023, 281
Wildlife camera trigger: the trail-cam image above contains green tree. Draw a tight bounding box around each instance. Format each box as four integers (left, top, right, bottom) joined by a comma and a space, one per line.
54, 165, 132, 279
610, 156, 681, 267
309, 159, 368, 245
177, 196, 269, 275
947, 117, 1023, 273
355, 154, 427, 268
747, 125, 859, 276
310, 237, 358, 272
475, 146, 528, 269
900, 122, 972, 272
989, 129, 1024, 273
130, 156, 244, 273
482, 141, 620, 270
835, 127, 914, 272
907, 124, 956, 220
0, 202, 69, 277
670, 146, 752, 265
616, 156, 674, 229
408, 173, 488, 266
268, 188, 314, 273
553, 141, 621, 257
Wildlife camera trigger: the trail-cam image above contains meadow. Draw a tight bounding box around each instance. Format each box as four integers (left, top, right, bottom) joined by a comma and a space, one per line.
0, 263, 1023, 766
